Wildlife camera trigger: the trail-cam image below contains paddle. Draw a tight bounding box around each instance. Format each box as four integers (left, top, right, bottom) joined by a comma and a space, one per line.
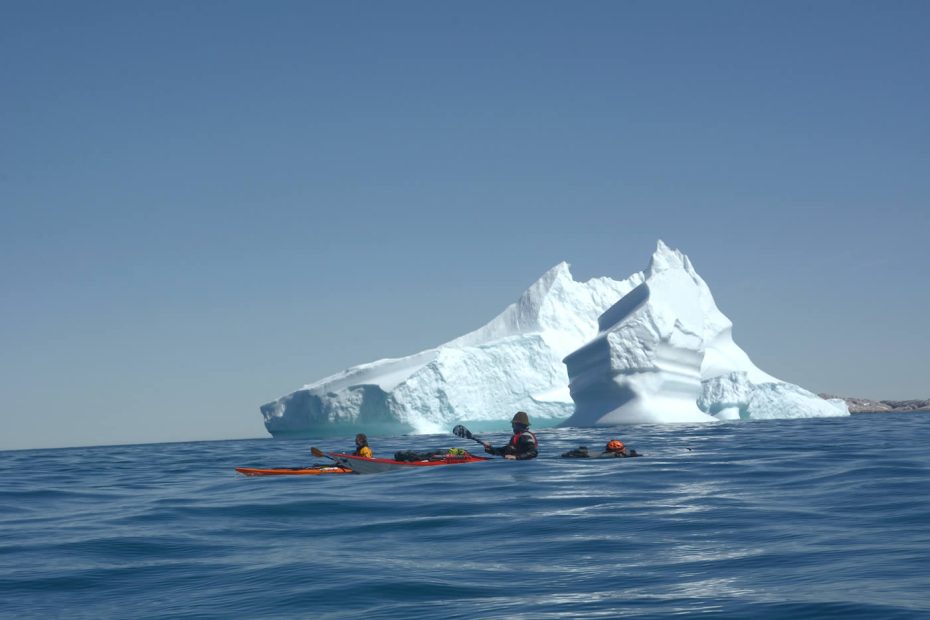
453, 424, 520, 460
311, 447, 353, 469
452, 424, 489, 448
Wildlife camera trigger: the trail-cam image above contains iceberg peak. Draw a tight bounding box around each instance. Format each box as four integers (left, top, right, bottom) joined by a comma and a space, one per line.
646, 239, 699, 282
535, 260, 574, 288
447, 260, 626, 352
510, 261, 575, 332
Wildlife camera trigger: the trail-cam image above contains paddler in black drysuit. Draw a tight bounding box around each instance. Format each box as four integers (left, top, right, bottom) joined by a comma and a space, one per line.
482, 411, 538, 460
561, 439, 641, 458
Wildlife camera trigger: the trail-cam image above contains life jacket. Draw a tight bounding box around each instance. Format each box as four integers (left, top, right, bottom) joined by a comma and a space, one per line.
354, 445, 372, 458
510, 430, 538, 450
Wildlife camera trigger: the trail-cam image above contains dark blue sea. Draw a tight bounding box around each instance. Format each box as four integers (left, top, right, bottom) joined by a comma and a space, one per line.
2, 413, 929, 619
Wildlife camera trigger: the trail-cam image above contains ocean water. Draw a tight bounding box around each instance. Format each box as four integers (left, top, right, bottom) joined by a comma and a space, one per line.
2, 414, 929, 619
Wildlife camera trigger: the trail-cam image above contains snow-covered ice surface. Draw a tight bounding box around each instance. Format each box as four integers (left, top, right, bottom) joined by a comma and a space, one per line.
261, 241, 847, 438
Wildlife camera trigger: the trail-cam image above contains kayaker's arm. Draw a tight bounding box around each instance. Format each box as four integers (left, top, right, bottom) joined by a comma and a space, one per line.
483, 441, 504, 456
483, 434, 537, 460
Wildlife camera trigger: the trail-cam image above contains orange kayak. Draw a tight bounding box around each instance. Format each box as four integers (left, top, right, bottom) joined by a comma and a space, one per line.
235, 465, 353, 476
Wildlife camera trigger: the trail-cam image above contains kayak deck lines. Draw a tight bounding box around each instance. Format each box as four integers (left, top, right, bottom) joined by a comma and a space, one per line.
327, 452, 489, 475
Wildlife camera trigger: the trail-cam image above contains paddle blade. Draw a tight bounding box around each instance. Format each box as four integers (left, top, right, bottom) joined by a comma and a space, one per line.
311, 447, 326, 458
452, 425, 473, 440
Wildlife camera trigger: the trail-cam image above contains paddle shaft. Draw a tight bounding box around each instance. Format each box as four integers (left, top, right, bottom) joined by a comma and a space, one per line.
310, 446, 356, 469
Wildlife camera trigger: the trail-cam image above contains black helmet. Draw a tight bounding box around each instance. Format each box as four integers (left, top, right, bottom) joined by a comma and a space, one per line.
511, 411, 530, 426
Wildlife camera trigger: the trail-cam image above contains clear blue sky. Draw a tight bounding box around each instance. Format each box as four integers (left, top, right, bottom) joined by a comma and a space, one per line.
2, 1, 928, 450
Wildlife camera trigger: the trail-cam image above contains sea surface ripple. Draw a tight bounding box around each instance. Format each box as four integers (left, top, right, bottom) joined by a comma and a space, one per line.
2, 414, 929, 619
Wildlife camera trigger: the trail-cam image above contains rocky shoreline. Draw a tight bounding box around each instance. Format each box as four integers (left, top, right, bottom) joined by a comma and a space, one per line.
820, 394, 930, 413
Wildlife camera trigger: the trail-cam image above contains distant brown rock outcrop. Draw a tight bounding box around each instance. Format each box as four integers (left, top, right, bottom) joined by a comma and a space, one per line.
819, 394, 930, 413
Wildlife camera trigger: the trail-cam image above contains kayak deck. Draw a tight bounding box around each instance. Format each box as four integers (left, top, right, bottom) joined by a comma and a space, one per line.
235, 465, 353, 476
328, 452, 489, 475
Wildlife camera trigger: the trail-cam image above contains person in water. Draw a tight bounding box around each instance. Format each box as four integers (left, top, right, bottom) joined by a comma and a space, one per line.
561, 439, 640, 458
482, 411, 538, 460
354, 433, 373, 458
602, 439, 639, 457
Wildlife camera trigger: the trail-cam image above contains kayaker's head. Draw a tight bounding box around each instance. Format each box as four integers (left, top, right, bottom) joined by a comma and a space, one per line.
606, 439, 625, 453
511, 411, 530, 433
355, 433, 368, 447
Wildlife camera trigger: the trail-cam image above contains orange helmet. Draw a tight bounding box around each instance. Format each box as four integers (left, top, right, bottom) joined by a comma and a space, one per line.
606, 440, 625, 452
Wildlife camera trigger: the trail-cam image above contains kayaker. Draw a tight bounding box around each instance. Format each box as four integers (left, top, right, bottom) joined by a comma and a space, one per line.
482, 411, 538, 460
561, 439, 641, 458
354, 433, 373, 458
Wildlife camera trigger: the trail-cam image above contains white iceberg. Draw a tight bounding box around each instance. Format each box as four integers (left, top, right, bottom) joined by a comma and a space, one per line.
260, 241, 847, 438
561, 241, 848, 426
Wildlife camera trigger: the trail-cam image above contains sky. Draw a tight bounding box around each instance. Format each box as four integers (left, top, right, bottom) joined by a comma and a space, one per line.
2, 1, 928, 450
